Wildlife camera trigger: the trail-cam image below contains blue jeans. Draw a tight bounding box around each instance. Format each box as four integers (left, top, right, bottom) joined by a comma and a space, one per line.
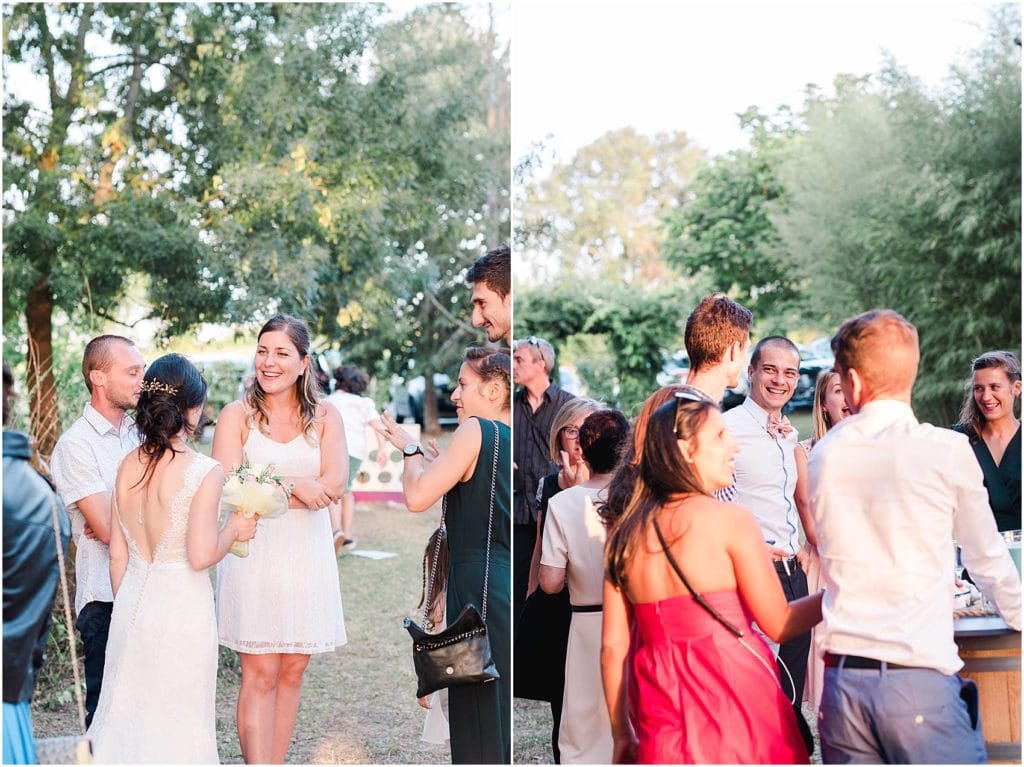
75, 601, 113, 728
819, 661, 986, 764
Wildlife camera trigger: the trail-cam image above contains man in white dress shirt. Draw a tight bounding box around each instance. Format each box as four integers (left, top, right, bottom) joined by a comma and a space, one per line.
50, 335, 144, 726
809, 309, 1021, 763
722, 335, 813, 749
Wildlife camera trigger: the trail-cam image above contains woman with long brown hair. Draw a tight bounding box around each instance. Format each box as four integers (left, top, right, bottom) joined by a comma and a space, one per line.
601, 394, 821, 763
213, 315, 348, 764
954, 351, 1021, 532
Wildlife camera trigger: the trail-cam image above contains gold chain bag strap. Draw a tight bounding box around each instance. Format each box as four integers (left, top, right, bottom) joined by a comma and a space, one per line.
404, 419, 501, 699
35, 496, 93, 765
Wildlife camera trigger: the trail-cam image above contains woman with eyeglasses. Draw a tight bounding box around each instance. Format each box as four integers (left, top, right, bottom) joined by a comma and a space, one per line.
600, 394, 822, 764
517, 397, 601, 763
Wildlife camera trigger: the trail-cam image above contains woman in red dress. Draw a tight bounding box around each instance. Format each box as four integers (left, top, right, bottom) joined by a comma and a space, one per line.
600, 394, 822, 764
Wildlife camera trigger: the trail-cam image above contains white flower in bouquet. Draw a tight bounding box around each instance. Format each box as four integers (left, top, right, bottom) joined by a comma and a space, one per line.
221, 460, 291, 557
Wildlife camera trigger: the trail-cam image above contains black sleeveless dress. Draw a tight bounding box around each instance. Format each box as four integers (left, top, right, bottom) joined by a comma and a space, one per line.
444, 417, 511, 764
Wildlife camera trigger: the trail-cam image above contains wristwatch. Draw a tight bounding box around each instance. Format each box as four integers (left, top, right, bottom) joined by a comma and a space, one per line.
403, 443, 425, 459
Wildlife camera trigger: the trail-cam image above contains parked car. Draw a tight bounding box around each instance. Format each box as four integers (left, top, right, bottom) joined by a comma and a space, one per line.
404, 373, 459, 427
656, 350, 748, 411
788, 346, 834, 410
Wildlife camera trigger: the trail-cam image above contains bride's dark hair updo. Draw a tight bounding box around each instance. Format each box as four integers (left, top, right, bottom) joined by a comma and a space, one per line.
134, 353, 207, 486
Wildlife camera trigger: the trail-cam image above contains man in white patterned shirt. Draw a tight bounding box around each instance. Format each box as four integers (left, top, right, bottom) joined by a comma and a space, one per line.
722, 335, 813, 750
50, 335, 144, 726
810, 309, 1021, 763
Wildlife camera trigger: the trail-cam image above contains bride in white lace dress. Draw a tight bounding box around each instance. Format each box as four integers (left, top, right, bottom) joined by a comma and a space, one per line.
88, 354, 257, 764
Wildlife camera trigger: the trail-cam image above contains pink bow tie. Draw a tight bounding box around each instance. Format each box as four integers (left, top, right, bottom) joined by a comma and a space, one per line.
767, 415, 794, 440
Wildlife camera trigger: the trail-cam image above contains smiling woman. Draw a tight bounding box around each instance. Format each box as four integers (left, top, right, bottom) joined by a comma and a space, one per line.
376, 346, 512, 764
954, 351, 1022, 532
212, 314, 349, 764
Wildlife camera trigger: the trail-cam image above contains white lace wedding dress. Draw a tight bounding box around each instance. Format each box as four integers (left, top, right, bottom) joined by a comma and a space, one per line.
88, 453, 222, 764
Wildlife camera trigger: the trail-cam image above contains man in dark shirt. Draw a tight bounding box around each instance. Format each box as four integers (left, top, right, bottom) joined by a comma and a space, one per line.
512, 336, 574, 623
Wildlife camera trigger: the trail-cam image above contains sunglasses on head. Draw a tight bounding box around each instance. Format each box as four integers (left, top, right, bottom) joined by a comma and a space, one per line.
674, 389, 708, 436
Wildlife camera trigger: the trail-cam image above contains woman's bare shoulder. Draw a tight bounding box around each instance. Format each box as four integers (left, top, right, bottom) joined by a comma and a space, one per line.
219, 400, 250, 421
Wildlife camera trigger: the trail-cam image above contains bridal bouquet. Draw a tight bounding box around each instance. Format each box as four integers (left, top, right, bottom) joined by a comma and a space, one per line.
221, 461, 291, 557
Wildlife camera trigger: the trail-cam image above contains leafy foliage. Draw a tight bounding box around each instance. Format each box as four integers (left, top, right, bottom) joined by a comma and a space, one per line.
516, 127, 704, 285
662, 108, 801, 318
514, 282, 692, 414
772, 8, 1021, 422
3, 3, 509, 440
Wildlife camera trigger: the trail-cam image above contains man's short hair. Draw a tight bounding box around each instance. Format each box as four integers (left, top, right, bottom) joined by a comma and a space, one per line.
466, 244, 510, 299
831, 309, 919, 396
82, 335, 135, 393
750, 335, 800, 368
685, 294, 753, 371
514, 336, 555, 375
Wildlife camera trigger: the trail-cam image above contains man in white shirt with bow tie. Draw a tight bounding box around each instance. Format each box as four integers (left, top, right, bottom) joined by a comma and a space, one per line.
810, 309, 1021, 764
722, 335, 813, 750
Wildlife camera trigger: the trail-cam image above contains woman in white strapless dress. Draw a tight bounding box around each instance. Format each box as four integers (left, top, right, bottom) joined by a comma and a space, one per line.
88, 354, 257, 763
213, 315, 348, 764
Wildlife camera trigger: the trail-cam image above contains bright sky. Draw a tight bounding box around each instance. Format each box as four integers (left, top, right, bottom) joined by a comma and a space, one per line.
512, 1, 1000, 163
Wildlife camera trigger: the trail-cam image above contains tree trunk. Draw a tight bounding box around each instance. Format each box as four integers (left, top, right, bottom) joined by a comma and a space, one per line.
25, 278, 60, 459
422, 366, 441, 436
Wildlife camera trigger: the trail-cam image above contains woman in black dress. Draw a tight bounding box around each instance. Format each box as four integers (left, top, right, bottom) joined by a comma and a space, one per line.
954, 350, 1021, 531
378, 347, 511, 764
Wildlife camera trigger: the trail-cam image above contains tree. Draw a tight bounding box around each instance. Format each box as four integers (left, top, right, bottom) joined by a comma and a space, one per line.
772, 7, 1021, 422
2, 3, 277, 452
516, 127, 704, 285
313, 4, 511, 433
514, 282, 692, 415
661, 108, 802, 319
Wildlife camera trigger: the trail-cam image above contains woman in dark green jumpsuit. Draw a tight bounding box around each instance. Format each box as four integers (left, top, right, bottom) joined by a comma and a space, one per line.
378, 347, 511, 763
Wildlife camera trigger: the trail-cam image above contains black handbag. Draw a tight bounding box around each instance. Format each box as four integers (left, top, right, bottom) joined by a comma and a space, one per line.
404, 420, 501, 698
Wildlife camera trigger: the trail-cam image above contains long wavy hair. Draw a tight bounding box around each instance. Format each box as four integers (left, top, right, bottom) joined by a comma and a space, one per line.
244, 315, 321, 443
417, 525, 450, 632
598, 385, 685, 529
810, 367, 838, 445
604, 396, 716, 590
134, 354, 207, 487
956, 351, 1022, 440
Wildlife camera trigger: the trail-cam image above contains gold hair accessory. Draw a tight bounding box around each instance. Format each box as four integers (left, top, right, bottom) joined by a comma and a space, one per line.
140, 380, 179, 396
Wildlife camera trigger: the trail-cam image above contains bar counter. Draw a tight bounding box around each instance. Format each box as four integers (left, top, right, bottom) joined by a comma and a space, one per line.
954, 615, 1022, 763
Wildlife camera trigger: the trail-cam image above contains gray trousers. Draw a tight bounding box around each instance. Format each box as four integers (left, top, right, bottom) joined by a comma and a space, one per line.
819, 661, 986, 764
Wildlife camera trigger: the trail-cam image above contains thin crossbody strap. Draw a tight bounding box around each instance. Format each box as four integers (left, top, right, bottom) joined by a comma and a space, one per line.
422, 418, 500, 624
479, 419, 500, 620
651, 515, 744, 638
652, 514, 795, 703
49, 495, 87, 734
